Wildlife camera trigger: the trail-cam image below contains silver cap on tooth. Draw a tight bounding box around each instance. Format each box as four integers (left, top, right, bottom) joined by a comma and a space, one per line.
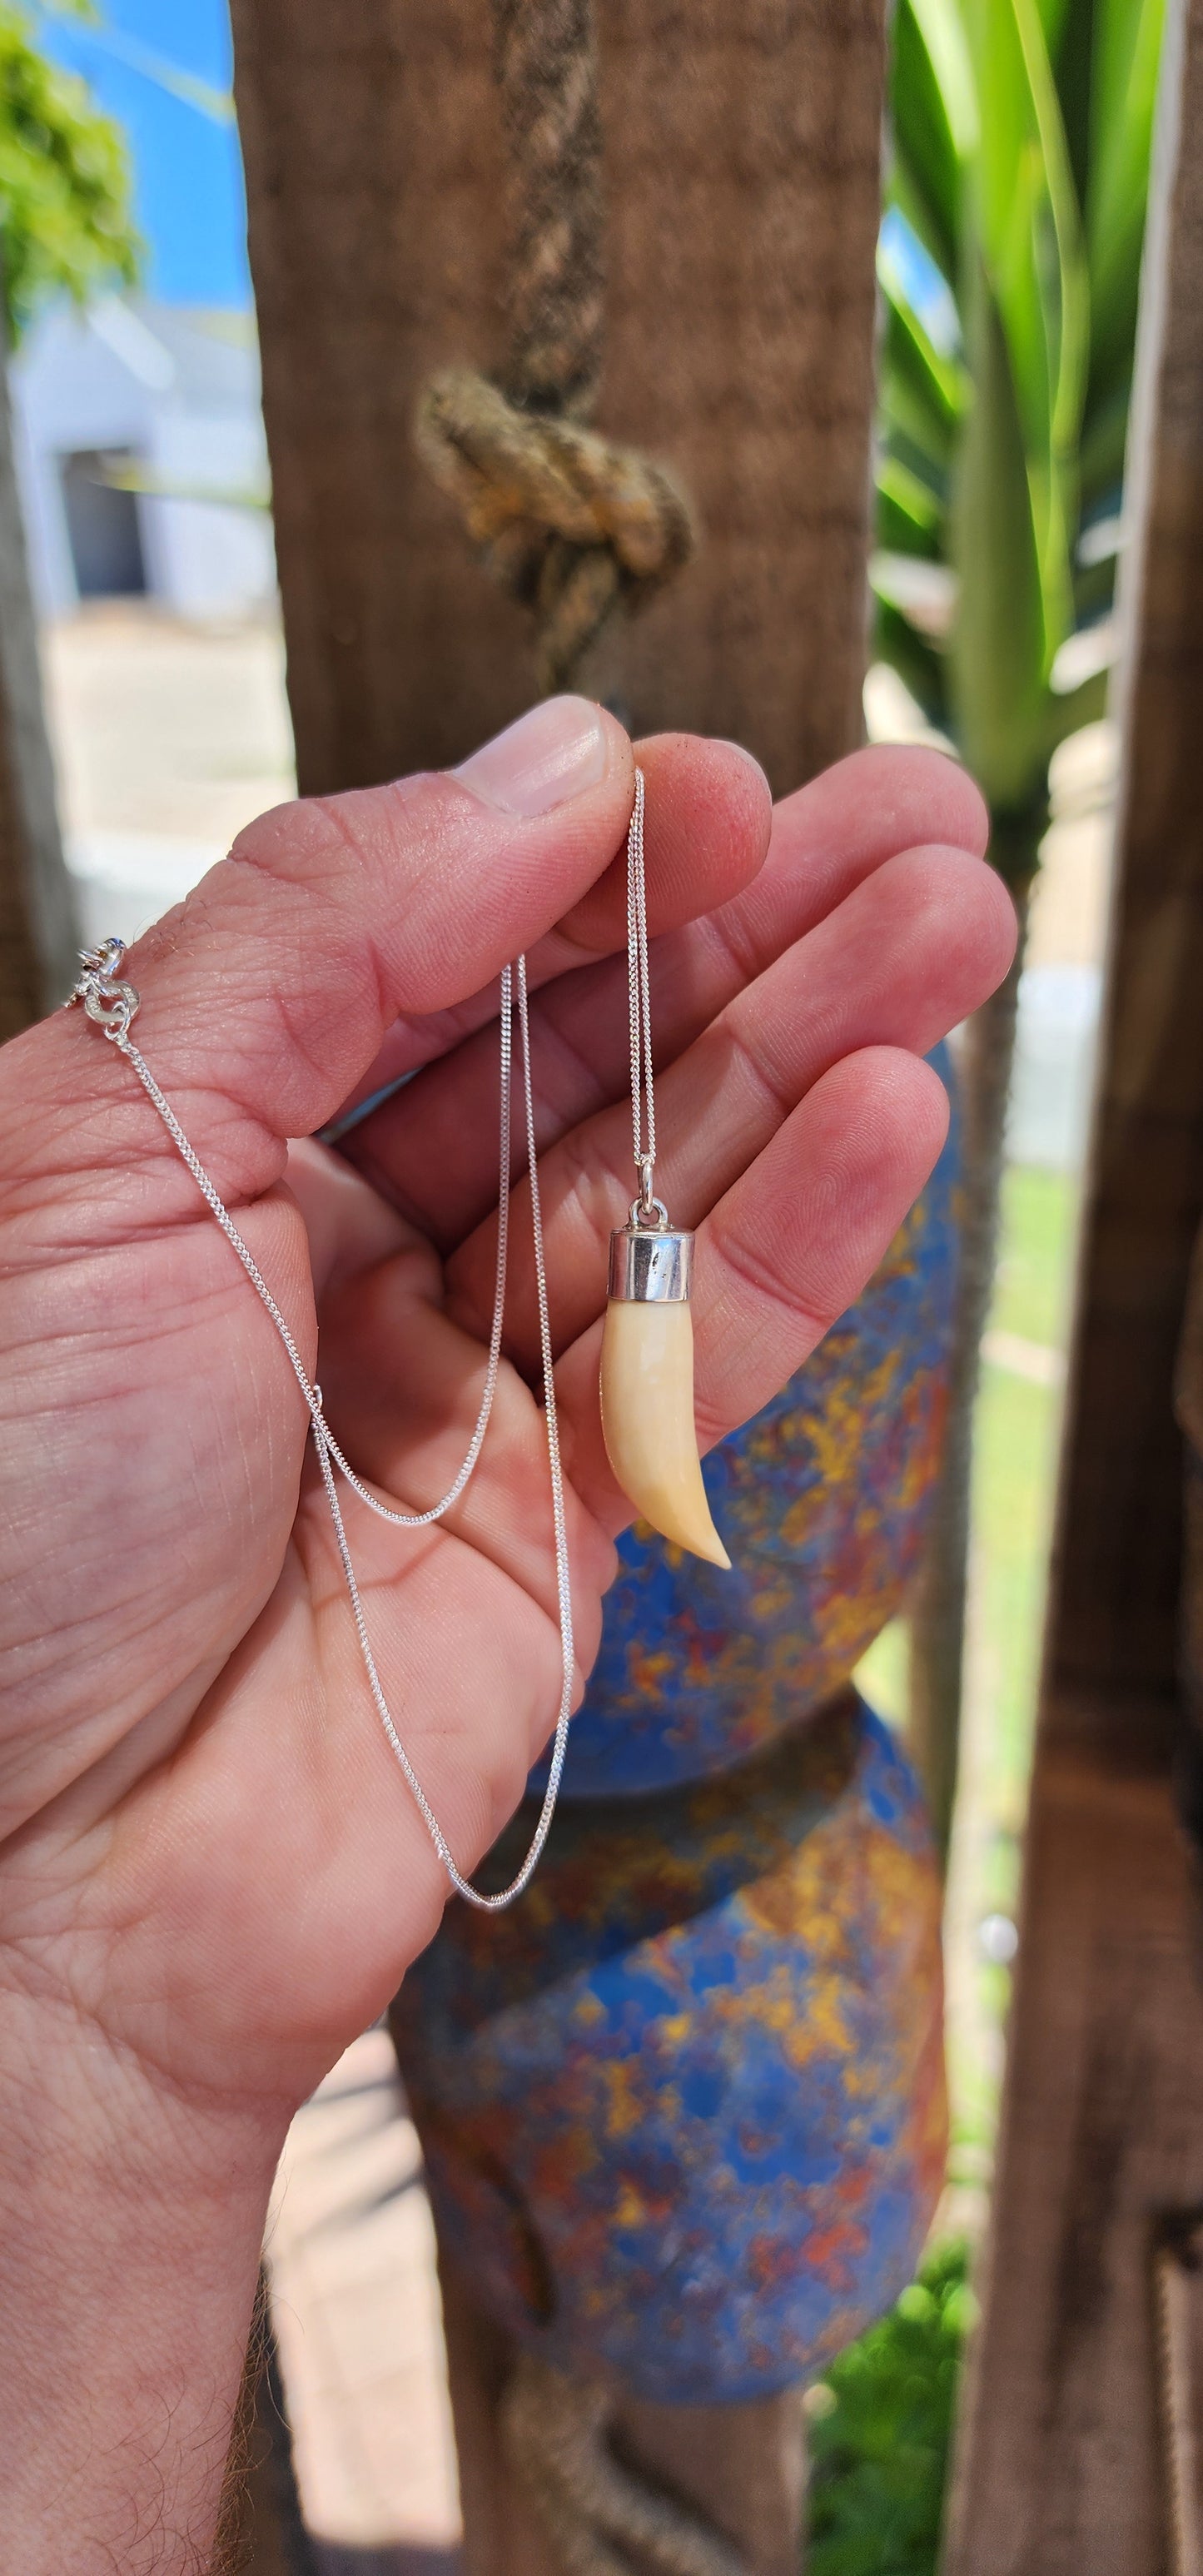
607, 1226, 693, 1303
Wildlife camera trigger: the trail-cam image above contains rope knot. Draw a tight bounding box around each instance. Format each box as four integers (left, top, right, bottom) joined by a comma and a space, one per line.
416, 369, 696, 693
501, 2352, 752, 2576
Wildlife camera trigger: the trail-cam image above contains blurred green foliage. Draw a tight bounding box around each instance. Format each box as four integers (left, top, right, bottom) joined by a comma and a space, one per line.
807, 2240, 977, 2576
0, 2, 139, 346
845, 1163, 1081, 2566
878, 0, 1164, 868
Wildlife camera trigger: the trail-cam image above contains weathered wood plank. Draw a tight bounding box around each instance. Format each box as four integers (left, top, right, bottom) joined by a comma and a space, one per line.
944, 1723, 1203, 2575
1044, 0, 1203, 1713
230, 0, 886, 798
438, 2250, 806, 2576
944, 0, 1203, 2559
233, 7, 887, 2562
436, 2259, 557, 2576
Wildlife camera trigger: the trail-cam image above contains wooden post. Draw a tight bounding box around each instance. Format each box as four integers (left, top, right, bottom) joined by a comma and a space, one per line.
439, 2254, 806, 2576
230, 0, 885, 802
942, 0, 1203, 2564
0, 311, 78, 1040
232, 6, 888, 2565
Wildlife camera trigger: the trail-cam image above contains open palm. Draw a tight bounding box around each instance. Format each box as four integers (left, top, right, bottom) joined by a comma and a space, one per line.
0, 701, 1012, 2125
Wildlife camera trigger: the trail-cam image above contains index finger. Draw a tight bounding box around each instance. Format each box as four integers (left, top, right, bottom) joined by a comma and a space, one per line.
4, 697, 636, 1224
336, 742, 988, 1245
325, 729, 773, 1126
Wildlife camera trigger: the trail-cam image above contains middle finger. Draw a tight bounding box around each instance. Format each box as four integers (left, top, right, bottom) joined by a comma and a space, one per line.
339, 743, 989, 1247
445, 834, 1013, 1370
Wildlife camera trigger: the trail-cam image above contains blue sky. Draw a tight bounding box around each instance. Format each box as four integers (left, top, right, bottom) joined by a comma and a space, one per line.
35, 0, 250, 307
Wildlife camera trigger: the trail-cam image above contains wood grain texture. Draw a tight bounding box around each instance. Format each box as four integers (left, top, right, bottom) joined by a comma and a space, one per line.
943, 1722, 1203, 2576
235, 9, 886, 2559
230, 0, 887, 796
1045, 0, 1203, 1710
944, 2, 1203, 2562
438, 2252, 805, 2576
436, 2262, 557, 2576
609, 2384, 806, 2576
0, 326, 77, 1039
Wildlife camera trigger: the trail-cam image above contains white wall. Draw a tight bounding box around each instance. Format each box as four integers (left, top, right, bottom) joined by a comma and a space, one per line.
12, 299, 275, 620
140, 410, 276, 615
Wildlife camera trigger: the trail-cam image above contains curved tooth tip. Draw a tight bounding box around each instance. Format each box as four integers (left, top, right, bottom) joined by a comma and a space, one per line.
599, 1296, 731, 1572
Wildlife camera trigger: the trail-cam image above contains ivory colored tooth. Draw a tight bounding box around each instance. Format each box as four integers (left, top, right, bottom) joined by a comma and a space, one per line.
600, 1296, 731, 1569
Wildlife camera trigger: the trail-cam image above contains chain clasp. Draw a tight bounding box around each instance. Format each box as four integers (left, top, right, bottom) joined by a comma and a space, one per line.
68, 938, 141, 1042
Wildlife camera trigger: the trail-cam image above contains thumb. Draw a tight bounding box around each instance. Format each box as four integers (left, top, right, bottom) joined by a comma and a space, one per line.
20, 697, 634, 1204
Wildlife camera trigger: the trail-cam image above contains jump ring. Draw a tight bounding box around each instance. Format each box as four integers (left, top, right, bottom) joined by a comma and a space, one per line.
629, 1192, 669, 1230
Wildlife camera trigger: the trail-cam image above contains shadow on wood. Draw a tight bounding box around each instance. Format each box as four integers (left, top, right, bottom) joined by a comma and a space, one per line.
943, 0, 1203, 2563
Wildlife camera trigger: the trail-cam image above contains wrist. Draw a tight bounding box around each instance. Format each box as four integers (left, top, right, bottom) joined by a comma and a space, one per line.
0, 1978, 288, 2576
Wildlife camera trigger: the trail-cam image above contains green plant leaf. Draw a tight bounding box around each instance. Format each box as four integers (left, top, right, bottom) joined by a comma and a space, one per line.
880, 256, 968, 449
950, 256, 1051, 807
882, 0, 1162, 861
1085, 0, 1165, 407
871, 593, 952, 729
0, 1, 140, 343
961, 0, 1091, 675
880, 382, 954, 493
877, 451, 945, 551
910, 0, 979, 154
890, 0, 968, 277
878, 480, 943, 559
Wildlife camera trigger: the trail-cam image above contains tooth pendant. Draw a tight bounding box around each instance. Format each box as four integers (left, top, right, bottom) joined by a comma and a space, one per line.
600, 1213, 731, 1570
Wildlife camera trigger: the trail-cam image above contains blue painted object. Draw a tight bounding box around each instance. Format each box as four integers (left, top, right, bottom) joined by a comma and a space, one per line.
395, 1052, 959, 2402
536, 1049, 957, 1799
395, 1696, 947, 2402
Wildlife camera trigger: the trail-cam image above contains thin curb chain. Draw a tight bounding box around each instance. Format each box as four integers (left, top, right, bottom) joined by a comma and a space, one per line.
626, 764, 657, 1207
67, 867, 618, 1907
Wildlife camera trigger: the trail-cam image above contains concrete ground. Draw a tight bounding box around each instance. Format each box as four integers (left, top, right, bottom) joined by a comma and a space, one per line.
43, 603, 296, 848
38, 606, 1116, 2559
266, 2031, 462, 2569
41, 603, 296, 945
44, 609, 1113, 992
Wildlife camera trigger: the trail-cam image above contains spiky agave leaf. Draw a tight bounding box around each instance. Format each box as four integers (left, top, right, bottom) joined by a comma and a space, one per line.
877, 0, 1164, 800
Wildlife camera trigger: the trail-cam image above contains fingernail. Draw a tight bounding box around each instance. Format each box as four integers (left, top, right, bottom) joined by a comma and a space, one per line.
455, 696, 608, 818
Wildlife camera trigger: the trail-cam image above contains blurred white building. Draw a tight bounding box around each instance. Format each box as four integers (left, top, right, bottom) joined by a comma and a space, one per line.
11, 296, 275, 619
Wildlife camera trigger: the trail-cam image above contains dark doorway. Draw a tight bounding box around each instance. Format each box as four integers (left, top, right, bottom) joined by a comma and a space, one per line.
60, 449, 147, 598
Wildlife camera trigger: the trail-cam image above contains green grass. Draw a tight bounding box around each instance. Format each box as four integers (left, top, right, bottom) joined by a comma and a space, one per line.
990, 1166, 1079, 1350
856, 1166, 1079, 1753
824, 1163, 1079, 2567
957, 1166, 1079, 2116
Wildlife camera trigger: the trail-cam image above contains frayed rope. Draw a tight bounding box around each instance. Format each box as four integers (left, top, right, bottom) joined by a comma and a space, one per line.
416, 370, 695, 694
500, 2351, 751, 2576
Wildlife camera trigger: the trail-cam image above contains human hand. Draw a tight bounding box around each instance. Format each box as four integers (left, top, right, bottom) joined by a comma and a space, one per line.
0, 697, 1013, 2116
0, 696, 1013, 2569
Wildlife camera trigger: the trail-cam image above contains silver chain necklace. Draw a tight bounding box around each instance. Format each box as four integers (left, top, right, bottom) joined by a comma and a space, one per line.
625, 764, 659, 1211
67, 854, 602, 1909
69, 763, 718, 1907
